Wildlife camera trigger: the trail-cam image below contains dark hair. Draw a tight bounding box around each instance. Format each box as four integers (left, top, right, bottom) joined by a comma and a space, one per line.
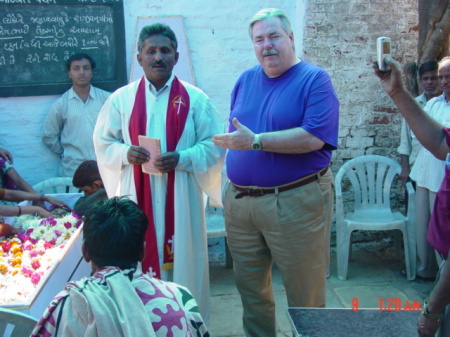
66, 53, 96, 71
418, 59, 438, 77
83, 197, 148, 269
137, 23, 178, 53
72, 160, 101, 188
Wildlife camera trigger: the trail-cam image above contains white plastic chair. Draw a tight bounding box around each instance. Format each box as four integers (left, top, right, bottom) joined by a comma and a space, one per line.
0, 308, 37, 337
33, 177, 79, 194
335, 155, 416, 281
206, 199, 232, 268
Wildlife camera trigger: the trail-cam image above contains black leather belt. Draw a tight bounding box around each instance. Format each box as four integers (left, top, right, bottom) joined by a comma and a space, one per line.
233, 167, 328, 199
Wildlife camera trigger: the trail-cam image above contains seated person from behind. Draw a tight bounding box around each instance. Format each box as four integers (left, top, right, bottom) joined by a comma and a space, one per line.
72, 160, 107, 216
31, 197, 209, 337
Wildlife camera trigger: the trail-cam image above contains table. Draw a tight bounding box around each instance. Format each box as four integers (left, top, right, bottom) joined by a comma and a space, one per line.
287, 308, 421, 337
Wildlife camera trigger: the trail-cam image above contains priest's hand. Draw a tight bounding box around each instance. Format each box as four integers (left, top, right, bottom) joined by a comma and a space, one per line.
127, 145, 150, 165
154, 151, 179, 173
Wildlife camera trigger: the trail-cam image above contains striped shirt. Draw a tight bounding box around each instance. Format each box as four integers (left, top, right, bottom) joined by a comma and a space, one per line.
43, 86, 110, 177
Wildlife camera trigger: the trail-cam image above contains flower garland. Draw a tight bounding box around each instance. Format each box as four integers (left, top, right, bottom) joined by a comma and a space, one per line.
0, 212, 82, 305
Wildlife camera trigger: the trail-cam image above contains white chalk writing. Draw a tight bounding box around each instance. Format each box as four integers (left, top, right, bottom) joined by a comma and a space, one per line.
30, 12, 69, 27
73, 14, 113, 24
0, 24, 29, 36
35, 24, 65, 38
69, 26, 101, 35
2, 14, 24, 24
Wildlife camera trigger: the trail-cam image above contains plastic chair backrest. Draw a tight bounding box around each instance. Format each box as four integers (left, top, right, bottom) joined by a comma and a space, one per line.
33, 177, 79, 194
335, 155, 401, 214
0, 308, 37, 337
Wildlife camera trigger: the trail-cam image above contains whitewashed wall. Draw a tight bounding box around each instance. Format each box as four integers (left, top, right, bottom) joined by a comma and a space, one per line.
0, 0, 303, 185
0, 0, 420, 188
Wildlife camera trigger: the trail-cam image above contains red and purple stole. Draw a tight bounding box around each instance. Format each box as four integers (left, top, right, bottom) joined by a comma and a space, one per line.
129, 76, 189, 278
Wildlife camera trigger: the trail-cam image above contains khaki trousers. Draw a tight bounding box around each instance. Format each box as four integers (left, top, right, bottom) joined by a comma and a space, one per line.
224, 169, 334, 337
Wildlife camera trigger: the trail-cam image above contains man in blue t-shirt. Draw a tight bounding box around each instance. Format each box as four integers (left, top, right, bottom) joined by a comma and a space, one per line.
213, 8, 339, 337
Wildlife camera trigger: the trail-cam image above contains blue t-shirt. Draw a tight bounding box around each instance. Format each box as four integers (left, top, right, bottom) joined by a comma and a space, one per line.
226, 61, 339, 187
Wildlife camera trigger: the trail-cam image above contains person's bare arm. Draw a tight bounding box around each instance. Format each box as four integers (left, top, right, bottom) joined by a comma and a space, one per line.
417, 259, 450, 337
212, 118, 324, 154
399, 154, 411, 186
2, 189, 69, 209
0, 148, 13, 163
0, 205, 54, 218
373, 59, 449, 159
6, 168, 37, 194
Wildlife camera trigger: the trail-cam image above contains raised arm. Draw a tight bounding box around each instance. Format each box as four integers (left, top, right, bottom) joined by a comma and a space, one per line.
373, 59, 449, 160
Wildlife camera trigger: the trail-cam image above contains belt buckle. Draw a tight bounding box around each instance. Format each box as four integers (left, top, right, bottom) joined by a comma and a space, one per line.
249, 187, 265, 197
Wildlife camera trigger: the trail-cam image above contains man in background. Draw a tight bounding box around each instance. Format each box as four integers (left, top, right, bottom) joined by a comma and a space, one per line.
398, 59, 440, 186
410, 58, 450, 280
94, 23, 225, 323
213, 8, 339, 337
43, 53, 110, 177
374, 57, 450, 337
398, 59, 441, 279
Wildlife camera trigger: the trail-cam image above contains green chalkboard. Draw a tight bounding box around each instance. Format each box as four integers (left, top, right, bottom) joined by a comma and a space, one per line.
0, 0, 126, 97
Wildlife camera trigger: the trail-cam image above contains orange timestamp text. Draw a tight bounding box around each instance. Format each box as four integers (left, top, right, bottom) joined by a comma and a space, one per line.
351, 298, 422, 311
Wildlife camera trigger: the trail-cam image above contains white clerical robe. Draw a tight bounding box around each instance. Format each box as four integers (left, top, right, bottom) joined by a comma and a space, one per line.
93, 75, 225, 323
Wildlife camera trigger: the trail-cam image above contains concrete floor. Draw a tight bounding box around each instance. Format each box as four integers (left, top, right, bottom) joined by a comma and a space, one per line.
207, 237, 436, 337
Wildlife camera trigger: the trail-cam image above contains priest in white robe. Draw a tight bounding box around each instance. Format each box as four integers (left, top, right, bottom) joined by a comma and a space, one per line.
93, 23, 225, 323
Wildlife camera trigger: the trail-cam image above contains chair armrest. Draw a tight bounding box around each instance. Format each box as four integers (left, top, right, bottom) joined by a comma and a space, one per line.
335, 194, 345, 225
405, 181, 415, 221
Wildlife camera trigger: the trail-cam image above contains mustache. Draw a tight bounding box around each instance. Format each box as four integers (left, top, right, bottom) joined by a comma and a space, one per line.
262, 49, 278, 56
151, 61, 166, 67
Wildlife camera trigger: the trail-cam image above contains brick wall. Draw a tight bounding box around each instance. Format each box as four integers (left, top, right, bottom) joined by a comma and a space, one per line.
302, 0, 419, 172
302, 0, 419, 212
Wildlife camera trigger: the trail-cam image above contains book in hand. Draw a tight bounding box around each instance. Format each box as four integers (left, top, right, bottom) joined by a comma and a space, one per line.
138, 135, 162, 176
